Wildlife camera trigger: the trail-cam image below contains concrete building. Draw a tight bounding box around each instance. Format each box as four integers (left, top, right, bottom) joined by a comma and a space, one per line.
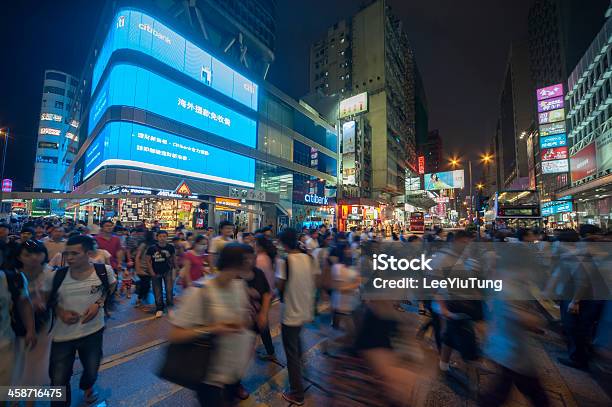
559, 6, 612, 230
527, 0, 609, 198
419, 130, 443, 174
308, 0, 424, 204
32, 70, 80, 191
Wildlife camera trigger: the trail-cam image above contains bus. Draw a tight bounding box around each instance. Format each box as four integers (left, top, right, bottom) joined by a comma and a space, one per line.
409, 211, 425, 233
487, 190, 542, 230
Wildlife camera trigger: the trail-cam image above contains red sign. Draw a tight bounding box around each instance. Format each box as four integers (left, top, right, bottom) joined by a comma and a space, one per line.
418, 156, 425, 174
1, 179, 12, 192
570, 143, 597, 182
541, 146, 568, 162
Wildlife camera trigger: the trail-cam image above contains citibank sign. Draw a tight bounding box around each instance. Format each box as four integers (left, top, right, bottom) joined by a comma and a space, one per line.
304, 193, 328, 205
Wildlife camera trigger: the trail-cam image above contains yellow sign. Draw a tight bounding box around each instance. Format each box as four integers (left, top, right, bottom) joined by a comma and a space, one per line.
174, 181, 192, 196
215, 197, 240, 211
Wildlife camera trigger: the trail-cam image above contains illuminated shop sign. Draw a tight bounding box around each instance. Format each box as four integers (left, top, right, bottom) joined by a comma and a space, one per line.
542, 159, 569, 174
537, 96, 564, 113
539, 121, 565, 137
541, 201, 572, 216
40, 127, 61, 136
541, 146, 568, 161
66, 132, 78, 141
538, 108, 565, 125
536, 83, 563, 101
38, 141, 59, 150
92, 9, 258, 111
83, 121, 255, 187
339, 92, 368, 118
540, 133, 567, 149
36, 156, 58, 164
304, 193, 329, 205
70, 120, 80, 128
418, 156, 425, 174
88, 64, 256, 148
41, 113, 63, 122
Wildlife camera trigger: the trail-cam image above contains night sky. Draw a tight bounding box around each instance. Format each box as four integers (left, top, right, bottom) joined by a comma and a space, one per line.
0, 0, 534, 190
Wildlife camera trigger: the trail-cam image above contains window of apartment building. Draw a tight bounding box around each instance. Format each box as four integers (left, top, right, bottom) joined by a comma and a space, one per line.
44, 86, 65, 96
70, 78, 79, 87
46, 72, 66, 82
55, 101, 64, 109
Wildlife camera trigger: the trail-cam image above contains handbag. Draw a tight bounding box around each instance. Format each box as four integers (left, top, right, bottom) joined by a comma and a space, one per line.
158, 282, 216, 389
158, 334, 216, 390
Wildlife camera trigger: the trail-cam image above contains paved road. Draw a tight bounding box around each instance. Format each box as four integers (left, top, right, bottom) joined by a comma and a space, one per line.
58, 294, 611, 407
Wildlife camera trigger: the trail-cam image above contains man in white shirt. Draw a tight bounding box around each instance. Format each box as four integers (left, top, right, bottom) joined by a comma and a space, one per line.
43, 226, 66, 261
208, 221, 235, 268
44, 235, 116, 406
275, 228, 320, 405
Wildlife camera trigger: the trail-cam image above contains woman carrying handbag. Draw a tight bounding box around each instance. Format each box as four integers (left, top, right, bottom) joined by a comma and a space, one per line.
162, 243, 255, 406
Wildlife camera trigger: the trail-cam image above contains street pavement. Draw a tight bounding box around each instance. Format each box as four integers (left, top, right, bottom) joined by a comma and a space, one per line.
56, 293, 612, 407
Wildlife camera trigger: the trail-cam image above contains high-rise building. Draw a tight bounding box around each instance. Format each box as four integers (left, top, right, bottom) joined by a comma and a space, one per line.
308, 0, 423, 203
561, 6, 612, 229
33, 70, 80, 191
155, 0, 276, 78
63, 5, 337, 231
419, 130, 442, 174
527, 0, 609, 198
495, 42, 535, 191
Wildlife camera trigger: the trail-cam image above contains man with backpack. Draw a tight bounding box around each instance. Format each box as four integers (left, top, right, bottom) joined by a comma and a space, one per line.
275, 228, 320, 405
43, 235, 116, 406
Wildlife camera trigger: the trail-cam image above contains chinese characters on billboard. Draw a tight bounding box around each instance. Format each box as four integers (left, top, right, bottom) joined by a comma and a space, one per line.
418, 156, 425, 174
536, 83, 568, 176
541, 146, 568, 161
424, 170, 465, 190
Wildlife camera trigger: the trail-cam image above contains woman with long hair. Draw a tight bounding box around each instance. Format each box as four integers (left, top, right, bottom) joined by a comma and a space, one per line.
134, 231, 156, 307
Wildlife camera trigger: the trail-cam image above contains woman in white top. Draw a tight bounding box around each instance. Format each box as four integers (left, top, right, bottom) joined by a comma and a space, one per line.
169, 243, 254, 406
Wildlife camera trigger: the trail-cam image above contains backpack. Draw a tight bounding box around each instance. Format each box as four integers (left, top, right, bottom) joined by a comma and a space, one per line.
46, 263, 111, 332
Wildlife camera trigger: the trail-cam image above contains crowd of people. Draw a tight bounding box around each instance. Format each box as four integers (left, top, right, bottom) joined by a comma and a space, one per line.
0, 216, 610, 406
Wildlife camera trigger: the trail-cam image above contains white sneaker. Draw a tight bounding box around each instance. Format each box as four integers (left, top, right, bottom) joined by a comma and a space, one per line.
155, 311, 163, 318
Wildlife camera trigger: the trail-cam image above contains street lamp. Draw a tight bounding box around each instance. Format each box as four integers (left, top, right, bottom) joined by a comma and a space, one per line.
0, 127, 8, 183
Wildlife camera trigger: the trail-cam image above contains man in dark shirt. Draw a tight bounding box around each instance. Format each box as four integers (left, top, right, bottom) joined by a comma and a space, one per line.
146, 231, 176, 317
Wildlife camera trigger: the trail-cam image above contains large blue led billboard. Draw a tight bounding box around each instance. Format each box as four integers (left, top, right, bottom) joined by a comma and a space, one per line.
88, 64, 256, 148
84, 121, 255, 187
92, 9, 258, 111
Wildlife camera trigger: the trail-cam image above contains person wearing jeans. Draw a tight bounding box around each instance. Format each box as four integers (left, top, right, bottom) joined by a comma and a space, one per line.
275, 229, 319, 405
152, 271, 174, 313
44, 235, 116, 406
146, 231, 176, 317
49, 329, 103, 407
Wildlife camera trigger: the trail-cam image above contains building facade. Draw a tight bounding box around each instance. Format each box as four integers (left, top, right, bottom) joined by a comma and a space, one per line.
527, 0, 609, 198
419, 130, 443, 174
33, 70, 80, 191
308, 0, 424, 202
64, 6, 336, 231
562, 8, 612, 230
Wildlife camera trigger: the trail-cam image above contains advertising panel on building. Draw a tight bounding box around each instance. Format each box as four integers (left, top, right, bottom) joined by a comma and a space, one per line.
536, 83, 563, 101
541, 146, 568, 161
93, 9, 258, 110
538, 108, 565, 125
596, 128, 612, 175
542, 159, 569, 174
88, 64, 257, 148
570, 142, 597, 182
537, 96, 564, 113
541, 200, 572, 216
84, 122, 256, 187
418, 156, 425, 174
527, 134, 536, 189
539, 121, 566, 137
424, 170, 465, 190
339, 92, 368, 118
341, 121, 357, 185
540, 134, 567, 149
